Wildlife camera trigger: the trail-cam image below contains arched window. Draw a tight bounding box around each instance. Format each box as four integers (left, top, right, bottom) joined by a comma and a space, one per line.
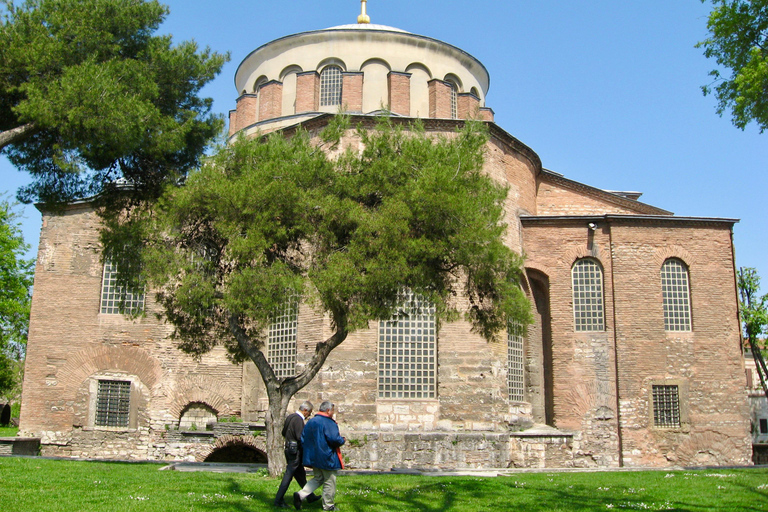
268, 298, 298, 379
320, 65, 343, 107
378, 291, 436, 399
572, 258, 604, 331
660, 258, 691, 331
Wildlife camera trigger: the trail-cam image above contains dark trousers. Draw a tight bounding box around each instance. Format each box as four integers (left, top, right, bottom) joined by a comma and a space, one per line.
274, 450, 307, 505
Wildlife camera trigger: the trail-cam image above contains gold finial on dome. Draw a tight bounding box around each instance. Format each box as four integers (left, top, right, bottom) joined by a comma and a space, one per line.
357, 0, 371, 24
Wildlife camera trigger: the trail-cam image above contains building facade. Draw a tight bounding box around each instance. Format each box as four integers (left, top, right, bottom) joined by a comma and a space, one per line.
18, 16, 752, 468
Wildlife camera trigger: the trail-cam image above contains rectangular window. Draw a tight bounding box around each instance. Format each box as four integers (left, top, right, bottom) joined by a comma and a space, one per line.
760, 418, 768, 435
95, 380, 131, 428
268, 298, 298, 380
378, 291, 436, 399
652, 384, 681, 428
100, 259, 145, 315
508, 322, 525, 402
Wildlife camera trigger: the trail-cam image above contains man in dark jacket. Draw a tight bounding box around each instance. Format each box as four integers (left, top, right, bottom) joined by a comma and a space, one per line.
274, 401, 320, 508
293, 401, 345, 511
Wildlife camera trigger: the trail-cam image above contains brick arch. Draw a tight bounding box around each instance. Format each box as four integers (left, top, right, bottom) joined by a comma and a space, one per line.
197, 434, 267, 462
168, 375, 237, 420
58, 345, 161, 397
563, 247, 604, 268
652, 245, 696, 269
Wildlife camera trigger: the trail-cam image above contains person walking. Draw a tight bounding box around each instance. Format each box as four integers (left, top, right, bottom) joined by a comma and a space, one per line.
293, 401, 345, 511
274, 401, 320, 508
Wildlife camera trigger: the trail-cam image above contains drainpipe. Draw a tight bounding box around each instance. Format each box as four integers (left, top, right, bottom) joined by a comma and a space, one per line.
606, 217, 624, 467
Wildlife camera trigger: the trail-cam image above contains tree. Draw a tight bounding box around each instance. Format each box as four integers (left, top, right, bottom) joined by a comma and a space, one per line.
0, 0, 228, 204
0, 198, 33, 400
124, 117, 531, 475
737, 267, 768, 399
698, 0, 768, 132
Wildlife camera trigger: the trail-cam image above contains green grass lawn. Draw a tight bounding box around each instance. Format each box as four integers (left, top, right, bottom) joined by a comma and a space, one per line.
0, 426, 19, 437
0, 457, 766, 511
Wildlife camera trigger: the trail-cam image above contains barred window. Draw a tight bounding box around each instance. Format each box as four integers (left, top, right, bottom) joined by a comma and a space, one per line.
652, 385, 680, 428
508, 322, 525, 402
449, 81, 458, 119
100, 259, 145, 315
268, 299, 298, 379
378, 291, 437, 399
760, 418, 768, 435
320, 66, 343, 107
95, 380, 131, 428
572, 259, 604, 331
661, 258, 691, 331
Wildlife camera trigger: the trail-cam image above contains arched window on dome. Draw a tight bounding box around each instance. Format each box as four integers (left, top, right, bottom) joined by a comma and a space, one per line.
572, 258, 605, 331
660, 258, 692, 331
320, 65, 343, 107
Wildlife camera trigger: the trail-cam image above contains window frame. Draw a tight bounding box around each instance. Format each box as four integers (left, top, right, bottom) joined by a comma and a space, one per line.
87, 377, 137, 430
100, 259, 145, 315
507, 321, 525, 402
267, 298, 299, 380
320, 65, 343, 107
571, 258, 605, 332
660, 258, 692, 332
377, 291, 437, 400
649, 380, 688, 430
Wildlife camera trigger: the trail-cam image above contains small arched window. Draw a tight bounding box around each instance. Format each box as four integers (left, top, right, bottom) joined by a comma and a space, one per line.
572, 258, 604, 331
447, 81, 458, 119
320, 65, 343, 107
660, 258, 691, 331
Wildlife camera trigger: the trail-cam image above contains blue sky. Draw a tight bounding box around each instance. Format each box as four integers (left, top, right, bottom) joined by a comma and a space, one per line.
2, 0, 766, 291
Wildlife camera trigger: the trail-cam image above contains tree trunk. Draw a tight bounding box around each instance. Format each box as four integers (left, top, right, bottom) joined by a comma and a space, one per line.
0, 123, 36, 150
228, 312, 348, 477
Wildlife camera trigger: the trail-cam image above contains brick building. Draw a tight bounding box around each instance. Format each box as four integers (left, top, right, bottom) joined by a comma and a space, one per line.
18, 14, 752, 468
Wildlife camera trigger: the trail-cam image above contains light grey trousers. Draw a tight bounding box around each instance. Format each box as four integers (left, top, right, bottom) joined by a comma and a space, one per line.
297, 468, 338, 510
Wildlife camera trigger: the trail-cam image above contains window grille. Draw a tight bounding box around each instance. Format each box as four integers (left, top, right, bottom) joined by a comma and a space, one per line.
508, 322, 525, 402
268, 298, 298, 379
320, 66, 343, 107
661, 259, 692, 331
449, 82, 458, 119
95, 380, 131, 427
652, 385, 681, 428
100, 259, 145, 315
572, 259, 604, 331
378, 291, 436, 399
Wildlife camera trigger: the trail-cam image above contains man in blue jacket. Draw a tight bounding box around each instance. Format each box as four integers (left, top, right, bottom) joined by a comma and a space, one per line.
293, 401, 345, 511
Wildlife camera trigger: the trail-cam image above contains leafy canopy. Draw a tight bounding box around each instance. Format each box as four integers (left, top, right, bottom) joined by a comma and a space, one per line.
738, 267, 768, 345
698, 0, 768, 131
0, 198, 33, 397
0, 0, 229, 204
131, 116, 530, 363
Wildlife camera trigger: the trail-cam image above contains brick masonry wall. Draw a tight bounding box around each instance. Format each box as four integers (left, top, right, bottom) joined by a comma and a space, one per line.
20, 205, 244, 458
457, 93, 480, 120
428, 79, 452, 119
388, 72, 411, 116
296, 72, 320, 113
536, 179, 646, 216
258, 81, 283, 123
235, 94, 258, 133
521, 218, 751, 467
342, 72, 364, 112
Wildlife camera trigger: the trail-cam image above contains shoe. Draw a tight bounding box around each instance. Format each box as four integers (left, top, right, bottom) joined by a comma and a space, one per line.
274, 502, 289, 508
306, 494, 321, 503
323, 507, 339, 511
293, 492, 302, 510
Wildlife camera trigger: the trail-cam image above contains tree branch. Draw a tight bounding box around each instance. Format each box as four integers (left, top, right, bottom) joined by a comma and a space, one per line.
0, 122, 37, 150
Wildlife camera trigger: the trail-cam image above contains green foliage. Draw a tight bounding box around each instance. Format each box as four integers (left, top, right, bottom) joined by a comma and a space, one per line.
1, 458, 768, 511
698, 0, 768, 131
0, 198, 33, 399
138, 116, 530, 364
737, 267, 768, 345
0, 0, 229, 204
